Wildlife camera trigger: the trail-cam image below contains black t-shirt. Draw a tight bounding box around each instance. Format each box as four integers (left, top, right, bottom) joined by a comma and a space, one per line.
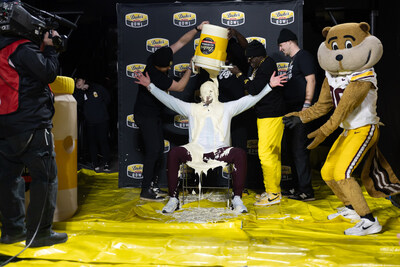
284, 49, 316, 111
134, 50, 173, 117
243, 56, 285, 118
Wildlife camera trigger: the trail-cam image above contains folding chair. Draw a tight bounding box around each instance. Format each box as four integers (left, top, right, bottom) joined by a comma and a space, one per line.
180, 163, 233, 208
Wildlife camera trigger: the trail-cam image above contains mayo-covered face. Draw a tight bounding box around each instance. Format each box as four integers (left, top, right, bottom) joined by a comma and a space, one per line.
199, 81, 219, 105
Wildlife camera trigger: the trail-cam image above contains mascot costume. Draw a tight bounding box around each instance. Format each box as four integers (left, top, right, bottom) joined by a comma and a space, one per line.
283, 22, 400, 236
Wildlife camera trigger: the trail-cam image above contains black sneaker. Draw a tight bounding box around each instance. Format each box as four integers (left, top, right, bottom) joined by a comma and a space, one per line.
281, 188, 296, 197
140, 187, 166, 201
0, 231, 26, 244
26, 231, 68, 248
289, 192, 315, 201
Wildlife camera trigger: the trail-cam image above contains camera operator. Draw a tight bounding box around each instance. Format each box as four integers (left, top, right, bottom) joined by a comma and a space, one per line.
0, 30, 68, 247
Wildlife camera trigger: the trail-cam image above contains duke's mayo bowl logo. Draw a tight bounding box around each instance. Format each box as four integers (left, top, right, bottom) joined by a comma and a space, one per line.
174, 115, 189, 129
126, 114, 139, 129
174, 63, 195, 77
246, 37, 266, 48
194, 38, 199, 50
221, 11, 245, 26
270, 10, 294, 25
126, 64, 146, 78
247, 139, 258, 155
173, 12, 196, 27
200, 37, 216, 55
222, 164, 233, 179
146, 38, 169, 53
276, 62, 289, 75
127, 164, 143, 179
164, 140, 170, 153
125, 13, 148, 28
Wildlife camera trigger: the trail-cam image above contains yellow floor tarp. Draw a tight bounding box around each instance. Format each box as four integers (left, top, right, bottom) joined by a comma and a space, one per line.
1, 169, 400, 266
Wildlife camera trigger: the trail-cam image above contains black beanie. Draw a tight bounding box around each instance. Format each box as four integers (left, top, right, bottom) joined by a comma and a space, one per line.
245, 40, 266, 57
153, 47, 173, 67
277, 28, 297, 44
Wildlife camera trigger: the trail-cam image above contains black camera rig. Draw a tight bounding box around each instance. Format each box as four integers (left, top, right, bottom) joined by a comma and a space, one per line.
0, 1, 77, 52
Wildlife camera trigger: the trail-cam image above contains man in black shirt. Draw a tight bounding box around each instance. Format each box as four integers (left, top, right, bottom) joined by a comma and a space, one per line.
231, 40, 286, 206
135, 21, 209, 201
278, 28, 317, 201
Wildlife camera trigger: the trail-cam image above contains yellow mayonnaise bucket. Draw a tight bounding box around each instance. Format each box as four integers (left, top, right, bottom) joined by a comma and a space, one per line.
193, 24, 229, 78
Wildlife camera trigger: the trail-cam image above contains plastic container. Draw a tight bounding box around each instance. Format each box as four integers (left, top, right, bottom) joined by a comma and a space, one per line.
193, 24, 229, 78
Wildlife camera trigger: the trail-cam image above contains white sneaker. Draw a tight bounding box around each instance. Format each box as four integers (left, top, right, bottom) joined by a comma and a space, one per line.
344, 217, 382, 236
232, 196, 248, 213
327, 207, 361, 221
162, 197, 179, 213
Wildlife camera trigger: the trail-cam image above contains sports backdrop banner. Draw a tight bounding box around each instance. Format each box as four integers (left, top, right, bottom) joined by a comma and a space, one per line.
117, 0, 303, 188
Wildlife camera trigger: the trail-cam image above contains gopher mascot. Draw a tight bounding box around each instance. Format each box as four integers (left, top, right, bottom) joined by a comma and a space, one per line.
283, 22, 400, 236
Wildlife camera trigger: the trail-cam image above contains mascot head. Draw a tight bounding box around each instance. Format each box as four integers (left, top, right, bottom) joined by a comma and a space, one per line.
317, 22, 383, 75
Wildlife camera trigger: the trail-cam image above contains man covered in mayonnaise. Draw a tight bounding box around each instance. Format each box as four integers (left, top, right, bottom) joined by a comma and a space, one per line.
134, 70, 286, 213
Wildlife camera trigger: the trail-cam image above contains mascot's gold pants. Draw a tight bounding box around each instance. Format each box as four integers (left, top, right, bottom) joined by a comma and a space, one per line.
322, 124, 379, 216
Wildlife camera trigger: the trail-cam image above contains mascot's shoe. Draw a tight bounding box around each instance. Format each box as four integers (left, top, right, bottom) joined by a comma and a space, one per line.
0, 231, 26, 244
254, 192, 281, 206
26, 231, 68, 248
344, 217, 382, 236
231, 196, 248, 213
140, 187, 166, 201
162, 197, 179, 213
328, 207, 361, 221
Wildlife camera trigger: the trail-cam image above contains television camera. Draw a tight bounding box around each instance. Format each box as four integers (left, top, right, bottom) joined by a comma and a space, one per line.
0, 1, 77, 52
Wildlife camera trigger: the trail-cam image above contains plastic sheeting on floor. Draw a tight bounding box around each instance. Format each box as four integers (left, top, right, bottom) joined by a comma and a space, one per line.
1, 169, 400, 266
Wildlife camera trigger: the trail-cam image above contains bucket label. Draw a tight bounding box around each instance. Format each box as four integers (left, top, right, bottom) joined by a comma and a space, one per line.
200, 37, 216, 55
125, 13, 149, 28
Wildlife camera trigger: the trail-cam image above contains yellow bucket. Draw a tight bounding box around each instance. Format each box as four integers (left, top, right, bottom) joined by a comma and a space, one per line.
193, 24, 228, 78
